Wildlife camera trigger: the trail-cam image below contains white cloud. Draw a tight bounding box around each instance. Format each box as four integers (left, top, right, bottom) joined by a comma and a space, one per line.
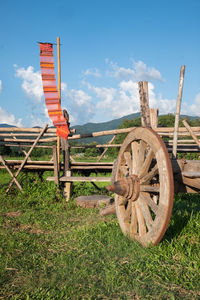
106, 60, 163, 82
87, 83, 116, 108
61, 85, 95, 124
85, 79, 176, 120
29, 115, 45, 128
83, 68, 101, 78
182, 93, 200, 116
0, 80, 2, 92
0, 107, 22, 126
61, 82, 67, 92
15, 65, 43, 102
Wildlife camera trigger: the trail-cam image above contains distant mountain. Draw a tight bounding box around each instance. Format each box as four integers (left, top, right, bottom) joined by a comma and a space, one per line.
0, 123, 17, 128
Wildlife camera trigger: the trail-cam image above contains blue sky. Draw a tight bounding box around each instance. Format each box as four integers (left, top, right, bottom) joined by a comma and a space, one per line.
0, 0, 200, 127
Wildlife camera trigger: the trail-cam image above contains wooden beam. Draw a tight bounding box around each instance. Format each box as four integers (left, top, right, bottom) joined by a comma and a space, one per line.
172, 65, 185, 158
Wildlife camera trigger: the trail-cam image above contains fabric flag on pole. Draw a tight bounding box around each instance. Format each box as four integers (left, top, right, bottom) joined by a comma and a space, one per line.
39, 43, 69, 139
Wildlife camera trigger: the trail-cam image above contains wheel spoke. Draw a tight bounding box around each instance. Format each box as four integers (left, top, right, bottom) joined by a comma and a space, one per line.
139, 196, 153, 231
135, 201, 146, 236
124, 151, 132, 174
140, 184, 160, 193
138, 140, 147, 167
140, 192, 158, 214
118, 196, 128, 206
138, 148, 154, 179
130, 202, 137, 235
140, 164, 158, 184
131, 141, 139, 174
123, 200, 132, 223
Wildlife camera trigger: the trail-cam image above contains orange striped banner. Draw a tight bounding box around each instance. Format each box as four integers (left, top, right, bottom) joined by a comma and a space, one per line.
39, 43, 69, 139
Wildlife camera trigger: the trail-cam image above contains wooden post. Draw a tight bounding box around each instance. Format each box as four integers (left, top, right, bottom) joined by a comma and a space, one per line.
172, 65, 185, 158
150, 108, 158, 129
57, 37, 61, 171
62, 138, 71, 201
138, 81, 151, 127
53, 146, 59, 185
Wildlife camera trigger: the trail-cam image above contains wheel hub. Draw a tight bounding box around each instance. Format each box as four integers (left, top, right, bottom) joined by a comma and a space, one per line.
106, 175, 140, 202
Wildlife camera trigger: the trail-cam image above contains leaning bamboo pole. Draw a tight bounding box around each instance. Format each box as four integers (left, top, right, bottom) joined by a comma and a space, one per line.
172, 65, 185, 158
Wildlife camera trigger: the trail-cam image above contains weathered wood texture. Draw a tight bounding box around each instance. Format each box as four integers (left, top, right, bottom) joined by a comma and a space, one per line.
46, 176, 112, 182
53, 146, 59, 185
100, 203, 116, 216
115, 127, 174, 246
172, 65, 185, 158
150, 108, 158, 129
75, 195, 112, 208
138, 81, 151, 127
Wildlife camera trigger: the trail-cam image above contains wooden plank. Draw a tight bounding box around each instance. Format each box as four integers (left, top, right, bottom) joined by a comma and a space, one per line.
172, 65, 185, 158
46, 176, 112, 182
6, 123, 48, 193
138, 81, 151, 127
182, 171, 200, 178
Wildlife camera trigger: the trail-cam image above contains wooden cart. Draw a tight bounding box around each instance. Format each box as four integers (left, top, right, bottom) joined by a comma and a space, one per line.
106, 69, 200, 247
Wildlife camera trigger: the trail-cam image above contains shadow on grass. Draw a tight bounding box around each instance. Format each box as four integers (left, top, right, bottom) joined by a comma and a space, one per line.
163, 193, 200, 243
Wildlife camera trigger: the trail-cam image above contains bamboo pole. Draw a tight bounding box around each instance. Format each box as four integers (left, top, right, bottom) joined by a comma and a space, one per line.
6, 123, 48, 193
0, 155, 23, 192
97, 135, 116, 162
57, 37, 61, 171
182, 119, 200, 148
172, 65, 185, 158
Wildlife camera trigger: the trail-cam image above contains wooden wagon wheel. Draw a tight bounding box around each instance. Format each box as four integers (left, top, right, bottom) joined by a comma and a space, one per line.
108, 127, 174, 246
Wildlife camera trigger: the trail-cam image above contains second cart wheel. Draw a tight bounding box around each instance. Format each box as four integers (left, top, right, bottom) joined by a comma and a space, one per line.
110, 127, 174, 247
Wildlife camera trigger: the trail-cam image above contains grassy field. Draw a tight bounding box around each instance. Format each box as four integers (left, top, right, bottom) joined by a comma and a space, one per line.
0, 169, 200, 299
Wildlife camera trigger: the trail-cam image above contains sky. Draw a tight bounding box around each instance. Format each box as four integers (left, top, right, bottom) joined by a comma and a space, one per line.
0, 0, 200, 127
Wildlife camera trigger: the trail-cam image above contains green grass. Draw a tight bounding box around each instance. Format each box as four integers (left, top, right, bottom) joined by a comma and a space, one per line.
0, 171, 200, 299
